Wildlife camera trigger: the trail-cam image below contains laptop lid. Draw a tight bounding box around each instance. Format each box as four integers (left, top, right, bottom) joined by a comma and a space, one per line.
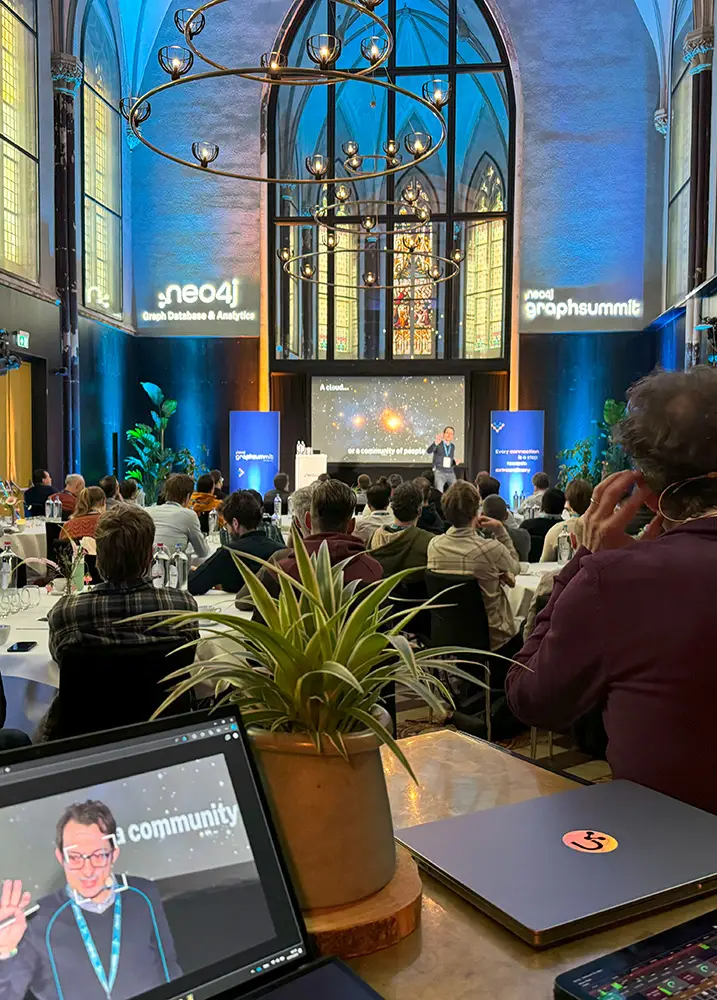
396, 780, 717, 947
0, 711, 312, 1000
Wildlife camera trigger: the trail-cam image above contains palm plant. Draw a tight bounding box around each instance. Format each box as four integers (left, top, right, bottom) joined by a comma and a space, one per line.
125, 382, 179, 504
153, 530, 489, 780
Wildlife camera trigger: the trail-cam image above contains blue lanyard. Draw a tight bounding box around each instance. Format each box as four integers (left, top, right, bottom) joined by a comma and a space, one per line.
70, 894, 122, 998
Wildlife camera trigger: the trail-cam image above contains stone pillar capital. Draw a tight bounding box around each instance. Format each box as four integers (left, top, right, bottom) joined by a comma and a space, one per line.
51, 53, 84, 96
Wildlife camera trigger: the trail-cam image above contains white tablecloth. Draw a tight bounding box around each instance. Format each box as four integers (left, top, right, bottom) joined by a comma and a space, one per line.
0, 590, 246, 691
508, 562, 562, 619
5, 524, 47, 566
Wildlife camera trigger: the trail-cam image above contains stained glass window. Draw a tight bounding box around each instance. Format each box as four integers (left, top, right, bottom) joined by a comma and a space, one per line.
0, 0, 36, 281
82, 2, 122, 317
270, 0, 512, 361
666, 1, 693, 306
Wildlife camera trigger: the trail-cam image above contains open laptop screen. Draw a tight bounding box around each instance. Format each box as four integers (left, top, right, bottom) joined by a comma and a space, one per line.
0, 717, 306, 1000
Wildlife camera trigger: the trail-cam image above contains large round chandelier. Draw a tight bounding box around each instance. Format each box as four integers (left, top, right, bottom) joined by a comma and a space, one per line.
126, 0, 463, 297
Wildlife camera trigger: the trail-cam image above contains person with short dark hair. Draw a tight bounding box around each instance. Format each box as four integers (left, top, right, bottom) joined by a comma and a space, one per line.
23, 469, 54, 517
523, 488, 566, 562
99, 474, 122, 508
263, 472, 290, 515
210, 469, 226, 500
475, 473, 500, 500
387, 473, 403, 493
246, 489, 284, 545
0, 798, 181, 999
369, 482, 433, 576
507, 366, 717, 814
427, 480, 521, 654
421, 468, 444, 508
271, 479, 382, 590
190, 474, 222, 526
413, 476, 445, 535
317, 472, 331, 482
427, 426, 458, 493
354, 473, 371, 511
48, 505, 198, 661
540, 478, 592, 561
482, 494, 531, 562
188, 491, 284, 595
147, 473, 209, 560
354, 480, 393, 544
518, 471, 551, 517
119, 479, 138, 503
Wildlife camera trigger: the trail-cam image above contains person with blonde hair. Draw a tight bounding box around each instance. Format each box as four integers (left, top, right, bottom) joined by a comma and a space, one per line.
60, 486, 106, 541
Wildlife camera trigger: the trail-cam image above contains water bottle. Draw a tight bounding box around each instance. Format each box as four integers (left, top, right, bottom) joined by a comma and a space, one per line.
169, 544, 189, 589
287, 492, 294, 522
45, 497, 54, 519
208, 508, 219, 537
0, 542, 13, 590
54, 497, 62, 519
557, 524, 573, 565
151, 543, 170, 588
273, 493, 282, 522
136, 486, 145, 508
512, 491, 519, 511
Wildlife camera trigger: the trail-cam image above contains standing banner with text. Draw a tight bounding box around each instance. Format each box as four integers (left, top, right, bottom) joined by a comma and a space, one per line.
490, 411, 545, 510
229, 412, 280, 496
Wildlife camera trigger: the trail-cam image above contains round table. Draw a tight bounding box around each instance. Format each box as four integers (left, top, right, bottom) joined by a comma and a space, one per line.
4, 523, 48, 567
508, 562, 561, 619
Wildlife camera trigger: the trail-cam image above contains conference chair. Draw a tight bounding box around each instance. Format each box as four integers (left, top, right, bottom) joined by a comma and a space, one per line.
45, 639, 196, 741
425, 571, 492, 739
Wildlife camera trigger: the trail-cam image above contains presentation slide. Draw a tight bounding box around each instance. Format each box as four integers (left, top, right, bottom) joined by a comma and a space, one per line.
311, 376, 466, 464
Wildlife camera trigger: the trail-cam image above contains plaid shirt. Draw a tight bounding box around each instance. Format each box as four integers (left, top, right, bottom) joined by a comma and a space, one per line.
48, 579, 199, 662
427, 526, 520, 650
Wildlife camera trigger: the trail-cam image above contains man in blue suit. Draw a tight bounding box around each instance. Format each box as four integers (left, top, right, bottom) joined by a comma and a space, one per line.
427, 426, 457, 494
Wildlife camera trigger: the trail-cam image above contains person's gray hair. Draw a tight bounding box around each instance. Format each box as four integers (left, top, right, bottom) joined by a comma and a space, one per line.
615, 365, 717, 519
290, 485, 315, 528
65, 474, 83, 490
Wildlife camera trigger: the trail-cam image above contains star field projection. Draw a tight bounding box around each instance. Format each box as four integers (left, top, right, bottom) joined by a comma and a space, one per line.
311, 376, 466, 463
0, 755, 255, 898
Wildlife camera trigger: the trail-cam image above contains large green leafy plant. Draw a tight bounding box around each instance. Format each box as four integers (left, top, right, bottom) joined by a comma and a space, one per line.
556, 398, 630, 488
154, 532, 487, 780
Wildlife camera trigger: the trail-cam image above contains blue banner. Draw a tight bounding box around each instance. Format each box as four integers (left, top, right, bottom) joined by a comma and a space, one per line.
229, 411, 280, 495
490, 411, 545, 510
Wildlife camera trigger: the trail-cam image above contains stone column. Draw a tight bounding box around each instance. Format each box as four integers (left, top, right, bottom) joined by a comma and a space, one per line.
51, 53, 83, 475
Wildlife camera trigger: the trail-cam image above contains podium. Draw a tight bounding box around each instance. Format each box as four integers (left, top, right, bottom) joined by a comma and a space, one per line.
295, 453, 328, 489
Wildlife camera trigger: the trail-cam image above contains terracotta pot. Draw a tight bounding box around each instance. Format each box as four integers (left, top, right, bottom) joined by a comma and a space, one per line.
249, 726, 396, 910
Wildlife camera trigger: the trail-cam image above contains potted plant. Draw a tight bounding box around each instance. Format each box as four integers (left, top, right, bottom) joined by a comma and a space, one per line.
153, 532, 485, 911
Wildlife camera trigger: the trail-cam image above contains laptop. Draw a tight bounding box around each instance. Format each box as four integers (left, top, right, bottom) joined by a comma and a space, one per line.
396, 779, 717, 948
0, 711, 385, 1000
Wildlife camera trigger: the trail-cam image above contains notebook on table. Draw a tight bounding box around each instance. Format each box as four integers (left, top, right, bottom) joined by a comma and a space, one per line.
0, 710, 384, 1000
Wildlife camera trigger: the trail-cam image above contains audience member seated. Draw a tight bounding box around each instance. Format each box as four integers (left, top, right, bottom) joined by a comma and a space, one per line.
248, 489, 284, 545
541, 477, 592, 561
387, 473, 403, 494
191, 473, 222, 530
427, 480, 522, 660
263, 472, 290, 515
60, 487, 106, 541
24, 469, 54, 517
369, 482, 433, 574
475, 472, 500, 499
353, 480, 393, 544
421, 468, 444, 508
518, 471, 550, 518
413, 476, 445, 534
354, 473, 371, 512
49, 504, 198, 662
51, 474, 85, 518
211, 469, 227, 500
482, 494, 531, 562
317, 472, 331, 483
119, 479, 139, 503
188, 491, 284, 595
506, 366, 717, 813
523, 488, 566, 561
99, 474, 123, 509
266, 479, 382, 594
147, 473, 209, 561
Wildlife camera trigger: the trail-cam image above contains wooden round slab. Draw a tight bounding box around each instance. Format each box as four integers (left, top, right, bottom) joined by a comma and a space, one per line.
303, 846, 422, 958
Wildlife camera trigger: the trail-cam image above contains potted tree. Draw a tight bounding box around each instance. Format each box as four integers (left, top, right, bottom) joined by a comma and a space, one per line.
153, 532, 485, 911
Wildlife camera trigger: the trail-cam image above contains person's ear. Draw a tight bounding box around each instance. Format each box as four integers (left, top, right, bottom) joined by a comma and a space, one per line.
304, 510, 312, 532
55, 848, 64, 867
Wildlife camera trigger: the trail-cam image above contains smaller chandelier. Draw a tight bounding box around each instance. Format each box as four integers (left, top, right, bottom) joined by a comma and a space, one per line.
429, 263, 442, 279
192, 140, 219, 167
345, 153, 364, 172
342, 139, 359, 157
358, 0, 383, 11
404, 131, 432, 158
363, 270, 378, 286
322, 231, 340, 249
361, 215, 377, 232
402, 182, 420, 203
174, 8, 206, 38
360, 35, 388, 66
415, 205, 431, 222
422, 77, 451, 109
306, 34, 342, 69
383, 138, 399, 157
120, 96, 151, 125
261, 51, 287, 77
402, 233, 420, 252
335, 183, 351, 202
276, 247, 292, 263
305, 153, 329, 178
301, 261, 316, 278
158, 46, 194, 80
451, 247, 465, 263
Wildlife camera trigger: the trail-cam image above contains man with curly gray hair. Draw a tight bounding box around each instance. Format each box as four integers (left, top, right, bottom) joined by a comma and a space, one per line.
507, 365, 717, 815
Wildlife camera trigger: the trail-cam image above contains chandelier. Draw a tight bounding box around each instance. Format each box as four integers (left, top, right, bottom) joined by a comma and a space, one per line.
126, 0, 463, 298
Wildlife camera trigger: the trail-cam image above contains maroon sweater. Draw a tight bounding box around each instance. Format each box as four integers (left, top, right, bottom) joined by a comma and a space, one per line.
277, 532, 383, 587
506, 519, 717, 814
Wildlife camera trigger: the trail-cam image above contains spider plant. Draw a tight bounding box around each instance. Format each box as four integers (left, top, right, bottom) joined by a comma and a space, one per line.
152, 529, 489, 780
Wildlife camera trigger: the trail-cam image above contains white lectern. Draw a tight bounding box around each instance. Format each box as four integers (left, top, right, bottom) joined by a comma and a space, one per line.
295, 453, 328, 489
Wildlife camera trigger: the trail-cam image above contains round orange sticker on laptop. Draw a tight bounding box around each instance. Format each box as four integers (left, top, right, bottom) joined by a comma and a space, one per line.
562, 830, 618, 854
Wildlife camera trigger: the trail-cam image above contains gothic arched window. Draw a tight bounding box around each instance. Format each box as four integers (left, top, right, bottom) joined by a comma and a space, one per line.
666, 0, 693, 305
82, 1, 122, 317
269, 0, 513, 361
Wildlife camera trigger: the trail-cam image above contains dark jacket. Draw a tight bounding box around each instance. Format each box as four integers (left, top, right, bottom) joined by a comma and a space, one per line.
506, 520, 717, 814
23, 484, 54, 517
263, 488, 290, 515
523, 514, 563, 562
188, 530, 284, 595
272, 533, 382, 591
506, 524, 531, 562
369, 525, 432, 577
426, 440, 456, 469
417, 502, 445, 535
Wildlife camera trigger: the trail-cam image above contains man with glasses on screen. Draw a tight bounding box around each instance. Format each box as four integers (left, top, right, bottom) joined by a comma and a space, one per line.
427, 426, 458, 494
0, 800, 181, 1000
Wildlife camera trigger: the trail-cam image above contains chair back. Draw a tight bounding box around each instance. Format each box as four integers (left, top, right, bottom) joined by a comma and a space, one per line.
49, 639, 195, 741
45, 521, 63, 566
425, 571, 490, 651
